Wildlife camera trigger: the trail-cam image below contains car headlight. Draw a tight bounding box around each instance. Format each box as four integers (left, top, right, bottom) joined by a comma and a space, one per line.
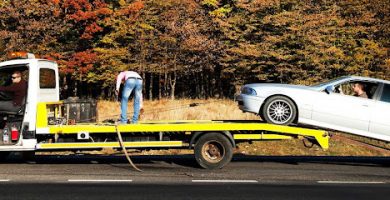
241, 87, 257, 95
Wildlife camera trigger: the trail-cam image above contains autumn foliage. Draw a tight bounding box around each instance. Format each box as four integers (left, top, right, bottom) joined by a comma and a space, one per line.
0, 0, 389, 99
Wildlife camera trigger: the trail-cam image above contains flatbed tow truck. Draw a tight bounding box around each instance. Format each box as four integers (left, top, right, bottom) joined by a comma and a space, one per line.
0, 52, 329, 169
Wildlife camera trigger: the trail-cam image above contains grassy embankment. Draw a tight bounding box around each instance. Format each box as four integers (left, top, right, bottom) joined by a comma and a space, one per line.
96, 99, 390, 157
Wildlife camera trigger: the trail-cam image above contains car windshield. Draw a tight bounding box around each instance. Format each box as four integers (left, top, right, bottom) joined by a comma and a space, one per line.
311, 77, 348, 88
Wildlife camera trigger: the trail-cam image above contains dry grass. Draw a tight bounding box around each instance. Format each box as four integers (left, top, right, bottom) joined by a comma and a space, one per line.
97, 98, 258, 121
95, 99, 390, 157
237, 137, 390, 157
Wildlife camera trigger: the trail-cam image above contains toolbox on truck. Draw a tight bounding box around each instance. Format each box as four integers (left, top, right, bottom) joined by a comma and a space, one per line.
63, 97, 97, 124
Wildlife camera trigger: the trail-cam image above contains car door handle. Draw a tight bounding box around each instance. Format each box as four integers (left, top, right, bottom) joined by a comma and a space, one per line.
362, 104, 369, 107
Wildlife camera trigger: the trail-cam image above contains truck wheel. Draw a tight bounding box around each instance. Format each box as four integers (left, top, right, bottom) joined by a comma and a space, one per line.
22, 151, 36, 162
0, 151, 10, 161
261, 95, 297, 125
194, 132, 233, 169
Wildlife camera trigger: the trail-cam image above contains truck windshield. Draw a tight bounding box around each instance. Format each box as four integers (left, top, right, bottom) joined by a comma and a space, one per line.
0, 65, 28, 87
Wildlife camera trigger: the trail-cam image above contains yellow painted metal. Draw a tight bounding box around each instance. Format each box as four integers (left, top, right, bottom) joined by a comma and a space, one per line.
38, 141, 183, 149
47, 123, 325, 137
234, 134, 293, 140
36, 103, 48, 128
141, 120, 220, 124
43, 123, 328, 149
35, 102, 329, 150
314, 134, 329, 150
41, 101, 64, 105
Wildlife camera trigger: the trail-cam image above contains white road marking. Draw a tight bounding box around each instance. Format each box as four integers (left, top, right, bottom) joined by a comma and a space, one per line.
68, 179, 133, 183
192, 180, 258, 183
0, 179, 10, 182
317, 181, 385, 184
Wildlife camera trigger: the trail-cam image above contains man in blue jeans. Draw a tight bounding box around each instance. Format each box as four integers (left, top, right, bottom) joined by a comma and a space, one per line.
115, 71, 143, 124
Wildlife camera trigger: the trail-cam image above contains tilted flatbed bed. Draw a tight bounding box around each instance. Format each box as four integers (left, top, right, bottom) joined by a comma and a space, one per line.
31, 102, 329, 169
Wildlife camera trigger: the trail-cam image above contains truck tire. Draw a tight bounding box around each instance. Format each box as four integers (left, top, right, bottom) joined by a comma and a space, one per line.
194, 132, 233, 169
22, 151, 36, 163
0, 151, 10, 161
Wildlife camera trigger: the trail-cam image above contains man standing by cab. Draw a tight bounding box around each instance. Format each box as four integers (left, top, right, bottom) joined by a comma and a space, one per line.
115, 71, 143, 124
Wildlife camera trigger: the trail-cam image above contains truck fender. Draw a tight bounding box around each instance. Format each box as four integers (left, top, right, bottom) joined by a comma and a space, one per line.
189, 131, 235, 149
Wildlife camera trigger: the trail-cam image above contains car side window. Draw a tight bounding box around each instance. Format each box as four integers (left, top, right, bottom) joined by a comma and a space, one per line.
334, 81, 378, 99
334, 82, 353, 95
379, 84, 390, 103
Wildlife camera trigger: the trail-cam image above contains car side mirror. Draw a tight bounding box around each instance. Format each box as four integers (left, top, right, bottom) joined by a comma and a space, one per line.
325, 86, 334, 94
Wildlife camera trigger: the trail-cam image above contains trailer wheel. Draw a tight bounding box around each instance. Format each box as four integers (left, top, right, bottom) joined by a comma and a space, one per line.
194, 132, 233, 169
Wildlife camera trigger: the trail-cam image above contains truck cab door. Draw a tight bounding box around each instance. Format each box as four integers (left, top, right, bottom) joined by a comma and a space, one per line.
38, 61, 59, 102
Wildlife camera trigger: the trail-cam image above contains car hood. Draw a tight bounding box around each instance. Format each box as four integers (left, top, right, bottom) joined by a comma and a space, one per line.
245, 83, 319, 91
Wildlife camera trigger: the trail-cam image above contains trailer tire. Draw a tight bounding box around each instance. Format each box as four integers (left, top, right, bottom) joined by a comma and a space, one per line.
194, 132, 233, 169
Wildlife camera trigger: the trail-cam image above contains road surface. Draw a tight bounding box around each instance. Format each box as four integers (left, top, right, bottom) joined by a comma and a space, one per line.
0, 154, 388, 199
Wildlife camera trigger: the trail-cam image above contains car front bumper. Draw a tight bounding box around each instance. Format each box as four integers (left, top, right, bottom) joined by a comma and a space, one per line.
236, 94, 265, 114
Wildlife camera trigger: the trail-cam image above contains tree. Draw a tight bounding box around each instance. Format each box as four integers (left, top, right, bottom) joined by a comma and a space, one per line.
0, 0, 69, 59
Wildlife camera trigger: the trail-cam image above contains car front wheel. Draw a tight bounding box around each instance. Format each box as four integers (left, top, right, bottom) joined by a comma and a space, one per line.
261, 95, 297, 125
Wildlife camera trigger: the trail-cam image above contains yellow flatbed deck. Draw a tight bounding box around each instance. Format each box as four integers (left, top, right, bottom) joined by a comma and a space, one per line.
35, 102, 329, 150
36, 120, 329, 150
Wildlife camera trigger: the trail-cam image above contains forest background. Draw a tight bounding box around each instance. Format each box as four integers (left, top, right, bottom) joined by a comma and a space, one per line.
0, 0, 389, 100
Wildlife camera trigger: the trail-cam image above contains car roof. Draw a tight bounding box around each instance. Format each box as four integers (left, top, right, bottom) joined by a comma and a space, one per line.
345, 75, 390, 85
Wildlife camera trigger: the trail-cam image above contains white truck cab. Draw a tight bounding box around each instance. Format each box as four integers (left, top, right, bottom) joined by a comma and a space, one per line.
0, 52, 59, 151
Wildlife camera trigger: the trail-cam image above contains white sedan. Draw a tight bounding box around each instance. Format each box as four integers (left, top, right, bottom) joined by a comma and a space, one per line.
236, 76, 390, 142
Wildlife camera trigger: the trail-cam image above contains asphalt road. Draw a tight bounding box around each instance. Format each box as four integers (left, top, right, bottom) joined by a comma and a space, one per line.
0, 154, 389, 199
1, 182, 389, 200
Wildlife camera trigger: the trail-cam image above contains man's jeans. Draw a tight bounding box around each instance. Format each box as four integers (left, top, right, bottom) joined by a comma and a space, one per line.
121, 78, 143, 124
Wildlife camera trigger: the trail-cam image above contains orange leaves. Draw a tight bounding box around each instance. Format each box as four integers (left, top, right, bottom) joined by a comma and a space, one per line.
120, 1, 145, 15
68, 7, 112, 22
61, 0, 113, 39
117, 0, 144, 24
64, 50, 97, 75
53, 10, 60, 17
82, 22, 103, 39
42, 52, 64, 61
63, 0, 92, 11
65, 0, 113, 21
50, 0, 61, 5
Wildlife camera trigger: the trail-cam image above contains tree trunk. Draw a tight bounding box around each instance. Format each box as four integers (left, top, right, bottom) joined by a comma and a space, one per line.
142, 73, 146, 94
74, 80, 78, 97
170, 71, 176, 100
200, 70, 205, 98
171, 71, 176, 100
158, 73, 162, 99
215, 65, 222, 98
164, 69, 169, 98
170, 54, 177, 100
149, 73, 153, 100
194, 73, 199, 98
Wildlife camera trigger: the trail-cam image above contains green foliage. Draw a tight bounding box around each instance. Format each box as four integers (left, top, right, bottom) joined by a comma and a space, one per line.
201, 0, 219, 8
210, 6, 232, 17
